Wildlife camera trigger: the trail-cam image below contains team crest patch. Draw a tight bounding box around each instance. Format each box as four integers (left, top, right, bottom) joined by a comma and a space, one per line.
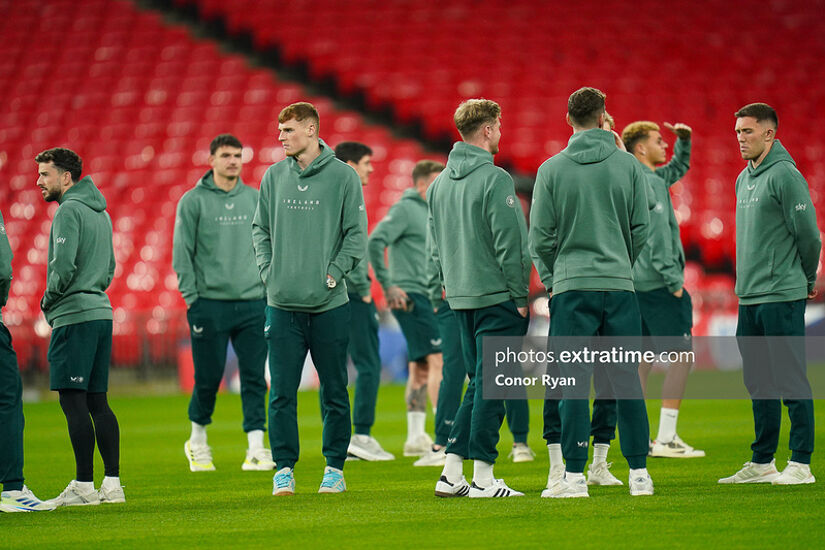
654, 202, 665, 213
506, 195, 516, 208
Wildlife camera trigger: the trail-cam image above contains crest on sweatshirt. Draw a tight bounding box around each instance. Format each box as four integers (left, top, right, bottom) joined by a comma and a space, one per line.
506, 195, 516, 208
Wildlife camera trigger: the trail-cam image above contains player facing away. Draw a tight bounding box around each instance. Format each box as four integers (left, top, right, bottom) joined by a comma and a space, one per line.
368, 160, 445, 457
530, 87, 654, 498
35, 148, 124, 506
253, 102, 367, 495
0, 209, 54, 513
719, 103, 820, 485
333, 141, 394, 462
429, 99, 531, 498
536, 111, 627, 489
173, 134, 272, 472
621, 120, 705, 458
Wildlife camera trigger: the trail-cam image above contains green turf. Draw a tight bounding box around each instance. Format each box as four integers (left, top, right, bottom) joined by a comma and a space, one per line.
3, 383, 823, 549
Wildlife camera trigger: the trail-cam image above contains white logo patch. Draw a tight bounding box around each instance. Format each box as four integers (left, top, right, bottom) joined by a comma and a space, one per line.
577, 441, 589, 448
654, 202, 665, 214
0, 225, 5, 234
225, 203, 235, 210
56, 237, 66, 244
795, 203, 807, 212
192, 325, 204, 334
430, 338, 442, 347
747, 184, 756, 191
297, 184, 309, 192
70, 376, 84, 383
506, 195, 516, 208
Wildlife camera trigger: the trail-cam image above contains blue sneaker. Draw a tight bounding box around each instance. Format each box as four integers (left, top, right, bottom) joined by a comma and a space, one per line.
272, 467, 295, 496
318, 466, 346, 493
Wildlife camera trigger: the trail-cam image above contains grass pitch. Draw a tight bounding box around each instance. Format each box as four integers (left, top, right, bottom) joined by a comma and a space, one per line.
3, 381, 824, 549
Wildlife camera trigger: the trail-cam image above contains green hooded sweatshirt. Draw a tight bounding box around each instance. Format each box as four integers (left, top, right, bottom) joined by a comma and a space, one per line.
172, 170, 265, 306
530, 129, 649, 295
735, 140, 821, 304
42, 176, 115, 328
0, 210, 12, 324
632, 138, 690, 293
368, 188, 429, 296
343, 191, 371, 298
252, 139, 367, 313
427, 141, 530, 310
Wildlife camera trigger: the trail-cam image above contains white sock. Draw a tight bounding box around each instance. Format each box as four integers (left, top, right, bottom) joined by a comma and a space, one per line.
473, 460, 494, 488
548, 443, 563, 468
630, 467, 649, 478
441, 453, 464, 483
407, 411, 426, 438
656, 408, 679, 443
76, 481, 95, 492
102, 476, 121, 488
247, 429, 265, 450
190, 422, 207, 446
592, 443, 609, 465
566, 471, 585, 482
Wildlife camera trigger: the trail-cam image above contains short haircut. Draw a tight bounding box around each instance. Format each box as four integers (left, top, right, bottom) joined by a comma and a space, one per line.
278, 101, 320, 131
603, 111, 615, 130
454, 99, 501, 139
735, 102, 778, 129
568, 87, 606, 128
35, 147, 82, 182
334, 142, 373, 164
621, 121, 660, 154
210, 134, 243, 155
411, 160, 445, 183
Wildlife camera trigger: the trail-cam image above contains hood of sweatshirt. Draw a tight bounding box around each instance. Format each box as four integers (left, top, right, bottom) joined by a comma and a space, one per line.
287, 138, 337, 178
748, 140, 794, 177
195, 169, 245, 196
400, 187, 427, 204
58, 176, 106, 212
561, 128, 619, 165
447, 141, 495, 180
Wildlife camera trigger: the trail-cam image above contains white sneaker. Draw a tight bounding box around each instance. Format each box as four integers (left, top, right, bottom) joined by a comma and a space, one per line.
546, 464, 565, 488
347, 434, 395, 461
718, 459, 780, 484
47, 480, 100, 507
185, 440, 215, 472
508, 443, 536, 463
587, 461, 623, 486
650, 435, 705, 458
242, 448, 276, 471
542, 474, 589, 498
99, 480, 125, 504
0, 486, 56, 512
469, 478, 524, 498
629, 472, 654, 495
272, 467, 295, 496
434, 475, 471, 497
773, 461, 816, 485
404, 433, 434, 457
414, 447, 446, 467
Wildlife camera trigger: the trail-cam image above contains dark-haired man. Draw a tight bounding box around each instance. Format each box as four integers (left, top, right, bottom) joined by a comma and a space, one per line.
253, 102, 367, 495
333, 142, 393, 462
173, 134, 271, 473
430, 99, 531, 498
35, 148, 123, 506
369, 160, 445, 458
530, 87, 653, 498
719, 103, 820, 485
0, 209, 54, 513
621, 120, 703, 458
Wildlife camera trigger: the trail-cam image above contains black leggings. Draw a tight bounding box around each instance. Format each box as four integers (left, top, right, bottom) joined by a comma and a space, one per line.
58, 390, 120, 481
